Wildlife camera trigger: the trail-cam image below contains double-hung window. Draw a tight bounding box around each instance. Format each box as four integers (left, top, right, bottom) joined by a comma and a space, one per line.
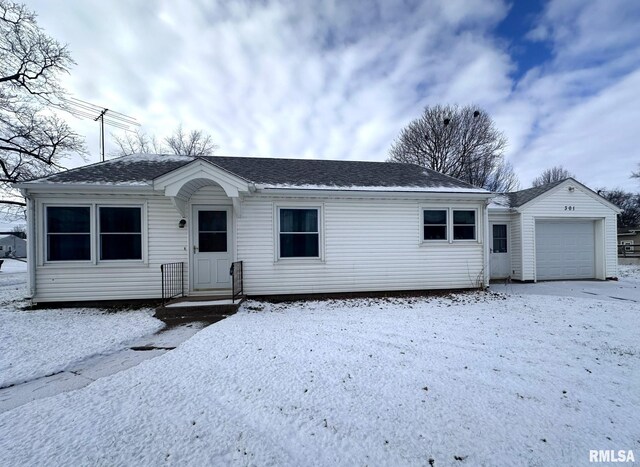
453, 210, 476, 240
422, 208, 477, 242
99, 207, 142, 260
423, 210, 448, 241
46, 206, 91, 261
278, 208, 319, 258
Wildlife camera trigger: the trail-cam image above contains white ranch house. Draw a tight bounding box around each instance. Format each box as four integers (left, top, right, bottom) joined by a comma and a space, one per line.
16, 155, 620, 304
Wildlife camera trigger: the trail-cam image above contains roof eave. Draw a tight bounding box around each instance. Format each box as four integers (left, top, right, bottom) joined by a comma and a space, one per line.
16, 182, 154, 193
257, 187, 493, 199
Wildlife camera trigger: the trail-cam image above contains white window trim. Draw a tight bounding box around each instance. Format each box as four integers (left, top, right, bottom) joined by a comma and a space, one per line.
420, 207, 479, 244
44, 204, 93, 264
42, 202, 148, 266
452, 208, 478, 242
274, 204, 324, 262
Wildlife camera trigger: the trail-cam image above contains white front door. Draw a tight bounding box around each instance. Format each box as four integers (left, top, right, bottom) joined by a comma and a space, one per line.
192, 206, 232, 290
490, 223, 511, 279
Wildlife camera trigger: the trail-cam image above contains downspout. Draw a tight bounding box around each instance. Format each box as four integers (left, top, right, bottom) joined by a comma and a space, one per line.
483, 199, 490, 288
21, 190, 37, 301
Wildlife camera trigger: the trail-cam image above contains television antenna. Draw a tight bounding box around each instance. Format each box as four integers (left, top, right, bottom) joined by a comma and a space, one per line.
61, 97, 140, 161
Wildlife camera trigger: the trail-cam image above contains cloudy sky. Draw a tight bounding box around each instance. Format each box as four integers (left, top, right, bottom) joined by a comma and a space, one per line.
23, 0, 640, 191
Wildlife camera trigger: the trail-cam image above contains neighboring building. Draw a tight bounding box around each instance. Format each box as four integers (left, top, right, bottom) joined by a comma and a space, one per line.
0, 234, 27, 258
488, 179, 620, 281
617, 228, 640, 257
16, 154, 494, 304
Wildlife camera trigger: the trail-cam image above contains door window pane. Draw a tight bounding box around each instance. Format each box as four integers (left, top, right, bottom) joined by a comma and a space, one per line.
199, 232, 227, 252
99, 207, 142, 260
199, 211, 227, 231
46, 207, 90, 261
423, 209, 447, 240
198, 211, 227, 253
492, 224, 508, 253
279, 209, 319, 257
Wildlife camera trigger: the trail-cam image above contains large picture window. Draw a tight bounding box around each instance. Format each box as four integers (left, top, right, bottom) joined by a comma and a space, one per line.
279, 208, 319, 258
46, 206, 91, 261
99, 207, 142, 260
423, 210, 448, 240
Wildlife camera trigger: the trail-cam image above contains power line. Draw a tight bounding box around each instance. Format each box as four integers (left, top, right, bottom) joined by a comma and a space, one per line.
60, 96, 140, 161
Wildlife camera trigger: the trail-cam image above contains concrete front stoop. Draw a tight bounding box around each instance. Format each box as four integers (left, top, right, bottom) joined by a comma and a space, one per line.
155, 296, 245, 326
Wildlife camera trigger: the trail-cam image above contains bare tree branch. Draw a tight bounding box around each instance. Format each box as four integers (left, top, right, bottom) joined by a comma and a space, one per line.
0, 0, 86, 221
111, 124, 218, 157
388, 104, 517, 192
531, 166, 575, 187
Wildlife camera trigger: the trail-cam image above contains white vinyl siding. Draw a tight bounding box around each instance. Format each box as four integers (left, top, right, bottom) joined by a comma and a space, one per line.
237, 197, 486, 295
33, 193, 188, 303
510, 213, 523, 279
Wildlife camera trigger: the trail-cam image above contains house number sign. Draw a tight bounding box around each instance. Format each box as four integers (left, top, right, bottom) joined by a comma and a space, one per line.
564, 205, 575, 211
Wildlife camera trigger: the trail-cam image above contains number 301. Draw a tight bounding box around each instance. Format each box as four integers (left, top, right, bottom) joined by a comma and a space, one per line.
564, 205, 575, 211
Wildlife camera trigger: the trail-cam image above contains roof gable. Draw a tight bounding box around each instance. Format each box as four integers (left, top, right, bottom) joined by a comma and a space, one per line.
509, 178, 621, 212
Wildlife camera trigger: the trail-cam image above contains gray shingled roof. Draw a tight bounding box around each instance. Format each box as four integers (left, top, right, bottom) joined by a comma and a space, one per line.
505, 179, 567, 207
24, 154, 487, 191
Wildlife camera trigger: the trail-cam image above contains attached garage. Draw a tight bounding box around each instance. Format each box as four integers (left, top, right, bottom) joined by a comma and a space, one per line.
535, 220, 595, 280
488, 178, 621, 282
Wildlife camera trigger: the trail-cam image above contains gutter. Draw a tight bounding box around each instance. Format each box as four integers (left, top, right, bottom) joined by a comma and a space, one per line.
257, 187, 494, 200
483, 199, 491, 288
13, 183, 154, 193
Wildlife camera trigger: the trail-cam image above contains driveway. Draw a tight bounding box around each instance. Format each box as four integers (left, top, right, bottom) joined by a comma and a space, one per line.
490, 275, 640, 303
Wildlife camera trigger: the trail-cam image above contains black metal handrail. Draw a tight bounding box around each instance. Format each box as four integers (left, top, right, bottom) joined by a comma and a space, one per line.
230, 261, 244, 303
161, 262, 184, 305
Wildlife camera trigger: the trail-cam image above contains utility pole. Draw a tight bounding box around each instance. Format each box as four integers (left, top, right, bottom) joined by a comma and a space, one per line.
62, 97, 139, 162
95, 108, 108, 162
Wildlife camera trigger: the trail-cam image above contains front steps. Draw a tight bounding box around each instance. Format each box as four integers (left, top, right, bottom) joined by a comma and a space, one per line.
154, 296, 245, 326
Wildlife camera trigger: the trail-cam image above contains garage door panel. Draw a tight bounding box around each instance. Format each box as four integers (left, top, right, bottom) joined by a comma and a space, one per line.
536, 221, 595, 280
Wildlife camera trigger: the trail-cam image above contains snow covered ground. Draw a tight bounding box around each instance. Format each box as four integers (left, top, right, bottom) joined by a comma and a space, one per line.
1, 286, 638, 465
0, 260, 164, 388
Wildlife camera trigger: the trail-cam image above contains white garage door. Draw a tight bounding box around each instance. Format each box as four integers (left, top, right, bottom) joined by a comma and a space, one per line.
535, 221, 595, 280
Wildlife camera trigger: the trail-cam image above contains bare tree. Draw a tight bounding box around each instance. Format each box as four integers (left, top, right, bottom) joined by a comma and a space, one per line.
165, 125, 217, 157
112, 129, 162, 156
531, 166, 575, 187
597, 188, 640, 228
112, 124, 217, 157
0, 0, 85, 219
632, 163, 639, 180
388, 104, 517, 192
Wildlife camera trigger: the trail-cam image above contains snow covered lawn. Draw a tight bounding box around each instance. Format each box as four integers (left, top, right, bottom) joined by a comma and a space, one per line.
0, 260, 164, 388
1, 291, 638, 465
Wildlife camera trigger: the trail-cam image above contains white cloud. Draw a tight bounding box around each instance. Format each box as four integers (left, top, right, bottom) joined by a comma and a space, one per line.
20, 0, 640, 192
